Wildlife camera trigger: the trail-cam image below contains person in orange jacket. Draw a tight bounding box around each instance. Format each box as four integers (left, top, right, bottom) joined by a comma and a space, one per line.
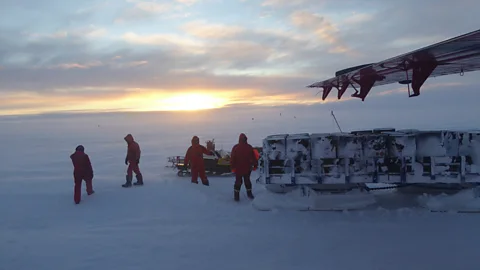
184, 136, 214, 186
122, 134, 143, 187
70, 145, 94, 204
230, 133, 258, 201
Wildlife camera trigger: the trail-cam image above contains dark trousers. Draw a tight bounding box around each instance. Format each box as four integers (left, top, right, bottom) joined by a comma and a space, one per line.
74, 175, 93, 204
127, 162, 141, 177
191, 166, 208, 184
234, 171, 252, 191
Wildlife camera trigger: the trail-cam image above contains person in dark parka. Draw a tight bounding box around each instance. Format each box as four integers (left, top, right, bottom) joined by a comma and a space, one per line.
230, 133, 257, 201
122, 134, 143, 187
184, 136, 214, 186
70, 145, 94, 204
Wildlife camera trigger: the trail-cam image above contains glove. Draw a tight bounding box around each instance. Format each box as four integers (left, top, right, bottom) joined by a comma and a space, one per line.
136, 159, 140, 164
125, 156, 128, 165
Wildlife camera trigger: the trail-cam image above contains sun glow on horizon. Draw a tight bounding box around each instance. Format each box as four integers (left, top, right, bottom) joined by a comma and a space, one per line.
141, 92, 230, 112
0, 88, 345, 116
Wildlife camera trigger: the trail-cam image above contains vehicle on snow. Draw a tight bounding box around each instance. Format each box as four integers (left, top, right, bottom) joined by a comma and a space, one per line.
166, 139, 262, 177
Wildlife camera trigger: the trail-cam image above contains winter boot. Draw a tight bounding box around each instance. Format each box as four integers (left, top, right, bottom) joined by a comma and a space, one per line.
85, 179, 94, 195
122, 175, 133, 188
246, 189, 254, 199
234, 185, 241, 201
244, 179, 254, 199
133, 174, 144, 186
234, 190, 240, 201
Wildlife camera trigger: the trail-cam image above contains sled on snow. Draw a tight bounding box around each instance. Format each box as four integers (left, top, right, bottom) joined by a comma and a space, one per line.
166, 150, 232, 177
166, 139, 262, 177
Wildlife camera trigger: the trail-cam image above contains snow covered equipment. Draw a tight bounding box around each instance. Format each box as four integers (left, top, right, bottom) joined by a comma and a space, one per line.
254, 128, 480, 212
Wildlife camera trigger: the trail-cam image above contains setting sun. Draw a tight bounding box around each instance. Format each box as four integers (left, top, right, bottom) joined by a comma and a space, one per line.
147, 93, 229, 112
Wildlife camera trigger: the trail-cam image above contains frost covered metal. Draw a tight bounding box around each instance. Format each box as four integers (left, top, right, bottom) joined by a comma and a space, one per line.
259, 129, 480, 185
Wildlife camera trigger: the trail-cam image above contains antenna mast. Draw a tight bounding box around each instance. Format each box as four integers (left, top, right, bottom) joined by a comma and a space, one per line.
331, 111, 343, 133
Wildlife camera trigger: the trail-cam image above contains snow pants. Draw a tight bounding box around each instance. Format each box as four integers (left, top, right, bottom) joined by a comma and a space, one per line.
74, 175, 93, 204
127, 161, 141, 177
234, 171, 252, 192
191, 165, 208, 184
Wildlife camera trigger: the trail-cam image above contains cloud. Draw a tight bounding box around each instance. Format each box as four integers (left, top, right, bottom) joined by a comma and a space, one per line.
290, 10, 351, 54
261, 0, 305, 7
1, 0, 480, 116
375, 82, 468, 97
182, 21, 245, 39
342, 13, 373, 25
114, 0, 199, 23
122, 32, 204, 50
24, 25, 107, 42
115, 1, 174, 23
50, 61, 104, 70
175, 0, 199, 5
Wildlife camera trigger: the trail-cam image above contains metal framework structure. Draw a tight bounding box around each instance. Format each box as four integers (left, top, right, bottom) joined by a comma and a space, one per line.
307, 29, 480, 101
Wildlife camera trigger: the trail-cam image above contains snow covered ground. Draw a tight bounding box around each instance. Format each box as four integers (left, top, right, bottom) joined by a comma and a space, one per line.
1, 109, 480, 270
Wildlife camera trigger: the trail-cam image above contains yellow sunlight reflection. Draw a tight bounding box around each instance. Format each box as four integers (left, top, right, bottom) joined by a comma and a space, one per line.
0, 88, 340, 116
136, 92, 230, 112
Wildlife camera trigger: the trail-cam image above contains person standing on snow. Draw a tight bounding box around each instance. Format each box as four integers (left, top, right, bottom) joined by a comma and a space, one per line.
230, 133, 258, 201
70, 145, 95, 204
122, 134, 143, 187
184, 135, 214, 186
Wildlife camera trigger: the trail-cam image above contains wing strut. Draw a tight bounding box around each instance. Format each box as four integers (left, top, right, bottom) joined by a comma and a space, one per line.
410, 52, 438, 97
350, 66, 386, 101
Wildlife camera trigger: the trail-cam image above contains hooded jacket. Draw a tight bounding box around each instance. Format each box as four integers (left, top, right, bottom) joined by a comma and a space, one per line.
124, 134, 141, 163
70, 147, 94, 178
230, 133, 257, 175
184, 136, 212, 168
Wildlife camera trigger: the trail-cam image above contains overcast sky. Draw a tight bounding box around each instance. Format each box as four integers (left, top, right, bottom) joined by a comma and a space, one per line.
0, 0, 479, 118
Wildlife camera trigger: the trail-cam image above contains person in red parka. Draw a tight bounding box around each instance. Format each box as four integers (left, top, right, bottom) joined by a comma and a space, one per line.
122, 134, 143, 187
184, 136, 214, 186
70, 145, 94, 204
230, 133, 258, 201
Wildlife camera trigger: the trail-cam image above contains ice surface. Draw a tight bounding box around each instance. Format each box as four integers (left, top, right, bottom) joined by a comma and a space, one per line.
252, 186, 377, 211
2, 111, 480, 270
418, 188, 480, 212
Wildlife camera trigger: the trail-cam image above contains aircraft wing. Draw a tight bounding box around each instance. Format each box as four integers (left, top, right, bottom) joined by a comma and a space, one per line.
308, 29, 480, 101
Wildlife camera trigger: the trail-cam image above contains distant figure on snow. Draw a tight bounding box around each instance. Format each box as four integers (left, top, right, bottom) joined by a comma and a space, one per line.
230, 133, 258, 201
70, 145, 94, 204
122, 134, 143, 187
184, 135, 213, 186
